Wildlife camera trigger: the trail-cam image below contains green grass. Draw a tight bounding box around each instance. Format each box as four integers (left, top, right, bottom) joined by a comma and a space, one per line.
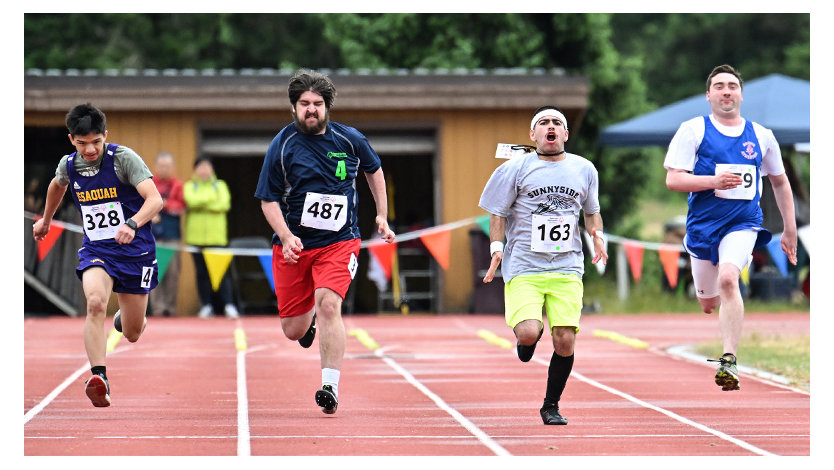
583, 276, 809, 315
694, 333, 810, 390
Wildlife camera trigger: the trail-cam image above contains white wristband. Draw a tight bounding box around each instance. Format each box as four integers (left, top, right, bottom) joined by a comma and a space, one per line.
592, 229, 605, 240
490, 241, 504, 255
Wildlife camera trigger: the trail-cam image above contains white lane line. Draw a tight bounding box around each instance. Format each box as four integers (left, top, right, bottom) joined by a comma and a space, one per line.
376, 349, 513, 456
531, 354, 776, 456
25, 335, 127, 425
24, 362, 89, 425
24, 433, 810, 440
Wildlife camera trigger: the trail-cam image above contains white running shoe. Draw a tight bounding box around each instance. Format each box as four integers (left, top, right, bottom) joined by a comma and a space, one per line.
198, 305, 214, 318
224, 304, 240, 319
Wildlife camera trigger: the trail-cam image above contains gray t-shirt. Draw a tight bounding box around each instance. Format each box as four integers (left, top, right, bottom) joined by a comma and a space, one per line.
55, 144, 152, 188
478, 152, 601, 282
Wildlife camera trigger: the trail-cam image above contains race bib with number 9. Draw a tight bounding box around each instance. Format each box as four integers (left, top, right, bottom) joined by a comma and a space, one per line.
531, 213, 577, 253
714, 163, 757, 200
300, 192, 348, 231
81, 201, 126, 241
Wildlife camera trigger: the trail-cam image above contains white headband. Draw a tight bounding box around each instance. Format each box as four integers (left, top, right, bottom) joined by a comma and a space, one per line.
530, 109, 568, 131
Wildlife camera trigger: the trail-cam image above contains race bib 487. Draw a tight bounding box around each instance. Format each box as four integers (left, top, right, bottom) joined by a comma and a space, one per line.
300, 192, 348, 232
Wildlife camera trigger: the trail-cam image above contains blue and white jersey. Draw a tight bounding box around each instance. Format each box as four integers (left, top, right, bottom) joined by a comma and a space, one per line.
67, 143, 156, 261
665, 115, 781, 264
255, 122, 382, 249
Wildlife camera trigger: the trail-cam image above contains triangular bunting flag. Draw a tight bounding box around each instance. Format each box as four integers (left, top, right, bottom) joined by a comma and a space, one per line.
258, 253, 275, 292
367, 241, 397, 280
623, 241, 645, 283
155, 245, 177, 282
420, 229, 451, 270
765, 236, 789, 277
36, 218, 65, 261
203, 248, 234, 292
658, 246, 681, 289
476, 214, 490, 236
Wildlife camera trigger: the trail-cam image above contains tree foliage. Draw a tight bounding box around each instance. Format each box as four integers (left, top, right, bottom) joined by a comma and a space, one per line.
24, 12, 810, 232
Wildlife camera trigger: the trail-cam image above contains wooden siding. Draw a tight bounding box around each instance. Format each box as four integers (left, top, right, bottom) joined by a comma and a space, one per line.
26, 103, 584, 314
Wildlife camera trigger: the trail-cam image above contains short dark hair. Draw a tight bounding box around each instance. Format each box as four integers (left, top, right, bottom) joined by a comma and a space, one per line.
706, 64, 743, 91
194, 155, 213, 168
66, 103, 106, 136
533, 105, 563, 117
288, 69, 337, 109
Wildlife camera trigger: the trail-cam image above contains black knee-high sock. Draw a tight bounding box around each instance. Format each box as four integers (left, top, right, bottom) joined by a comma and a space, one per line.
544, 352, 574, 407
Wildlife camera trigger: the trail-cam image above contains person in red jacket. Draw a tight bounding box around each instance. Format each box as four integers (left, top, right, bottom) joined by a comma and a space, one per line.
150, 152, 185, 317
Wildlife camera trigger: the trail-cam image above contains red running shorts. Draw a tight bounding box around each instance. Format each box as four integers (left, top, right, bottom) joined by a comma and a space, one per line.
272, 238, 360, 318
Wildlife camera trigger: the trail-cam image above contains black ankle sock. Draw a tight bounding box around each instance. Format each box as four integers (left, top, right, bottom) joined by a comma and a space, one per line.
544, 352, 574, 407
91, 366, 107, 379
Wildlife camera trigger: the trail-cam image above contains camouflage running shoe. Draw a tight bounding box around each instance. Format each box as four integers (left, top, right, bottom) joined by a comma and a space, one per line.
709, 353, 740, 391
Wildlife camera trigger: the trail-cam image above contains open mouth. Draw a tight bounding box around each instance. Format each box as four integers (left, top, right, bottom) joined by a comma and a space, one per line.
546, 132, 557, 142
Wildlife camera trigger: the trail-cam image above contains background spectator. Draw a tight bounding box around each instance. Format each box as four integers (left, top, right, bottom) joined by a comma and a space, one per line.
149, 151, 185, 317
183, 156, 239, 319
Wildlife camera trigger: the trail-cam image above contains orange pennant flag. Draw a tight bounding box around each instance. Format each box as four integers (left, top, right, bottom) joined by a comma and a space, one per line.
658, 246, 681, 289
623, 241, 645, 282
419, 229, 451, 270
36, 218, 65, 261
367, 241, 397, 280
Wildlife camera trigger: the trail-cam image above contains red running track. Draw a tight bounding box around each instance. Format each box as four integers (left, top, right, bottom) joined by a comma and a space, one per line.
23, 312, 809, 456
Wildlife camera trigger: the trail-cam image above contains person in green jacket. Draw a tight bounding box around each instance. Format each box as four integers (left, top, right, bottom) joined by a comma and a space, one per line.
184, 156, 239, 318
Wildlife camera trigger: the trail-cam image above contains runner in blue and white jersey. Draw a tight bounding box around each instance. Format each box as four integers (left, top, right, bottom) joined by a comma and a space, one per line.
665, 65, 798, 391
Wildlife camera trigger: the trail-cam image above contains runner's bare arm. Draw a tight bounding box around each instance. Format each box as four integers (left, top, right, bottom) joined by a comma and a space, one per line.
260, 200, 303, 263
32, 177, 68, 240
483, 214, 506, 283
364, 168, 395, 243
666, 168, 742, 192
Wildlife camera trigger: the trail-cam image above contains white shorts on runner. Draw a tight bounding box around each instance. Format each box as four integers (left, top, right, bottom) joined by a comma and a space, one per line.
690, 229, 757, 299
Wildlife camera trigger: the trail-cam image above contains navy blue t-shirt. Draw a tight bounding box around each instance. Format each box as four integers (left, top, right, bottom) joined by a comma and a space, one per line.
255, 122, 382, 249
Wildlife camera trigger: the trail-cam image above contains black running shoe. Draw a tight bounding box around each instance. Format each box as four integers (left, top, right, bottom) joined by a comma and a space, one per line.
708, 353, 740, 391
315, 384, 338, 415
517, 327, 544, 362
540, 404, 568, 425
85, 374, 111, 407
298, 313, 317, 349
113, 310, 146, 337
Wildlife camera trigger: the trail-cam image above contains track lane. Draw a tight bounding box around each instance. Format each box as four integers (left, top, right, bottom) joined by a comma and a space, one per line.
24, 313, 809, 456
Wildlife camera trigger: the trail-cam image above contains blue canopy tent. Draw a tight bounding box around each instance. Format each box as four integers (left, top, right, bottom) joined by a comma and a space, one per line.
599, 74, 810, 147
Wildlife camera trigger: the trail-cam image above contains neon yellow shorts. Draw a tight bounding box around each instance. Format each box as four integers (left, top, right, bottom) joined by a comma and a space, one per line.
504, 272, 583, 333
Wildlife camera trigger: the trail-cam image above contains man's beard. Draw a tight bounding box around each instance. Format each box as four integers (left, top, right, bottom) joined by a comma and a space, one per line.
293, 109, 329, 134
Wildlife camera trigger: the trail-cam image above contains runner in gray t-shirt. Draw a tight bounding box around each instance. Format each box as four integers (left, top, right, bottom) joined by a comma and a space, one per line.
479, 106, 607, 425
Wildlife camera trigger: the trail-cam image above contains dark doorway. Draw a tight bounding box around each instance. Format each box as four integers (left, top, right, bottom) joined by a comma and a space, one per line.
203, 127, 438, 314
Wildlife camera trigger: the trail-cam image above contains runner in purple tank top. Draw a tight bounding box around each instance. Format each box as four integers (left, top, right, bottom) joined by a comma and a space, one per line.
33, 103, 163, 407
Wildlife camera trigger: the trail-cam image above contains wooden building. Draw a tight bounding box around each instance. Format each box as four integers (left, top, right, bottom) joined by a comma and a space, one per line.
24, 68, 589, 315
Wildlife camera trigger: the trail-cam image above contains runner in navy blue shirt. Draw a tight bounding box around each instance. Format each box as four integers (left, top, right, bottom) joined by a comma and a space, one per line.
665, 65, 797, 391
33, 103, 163, 407
255, 69, 395, 414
